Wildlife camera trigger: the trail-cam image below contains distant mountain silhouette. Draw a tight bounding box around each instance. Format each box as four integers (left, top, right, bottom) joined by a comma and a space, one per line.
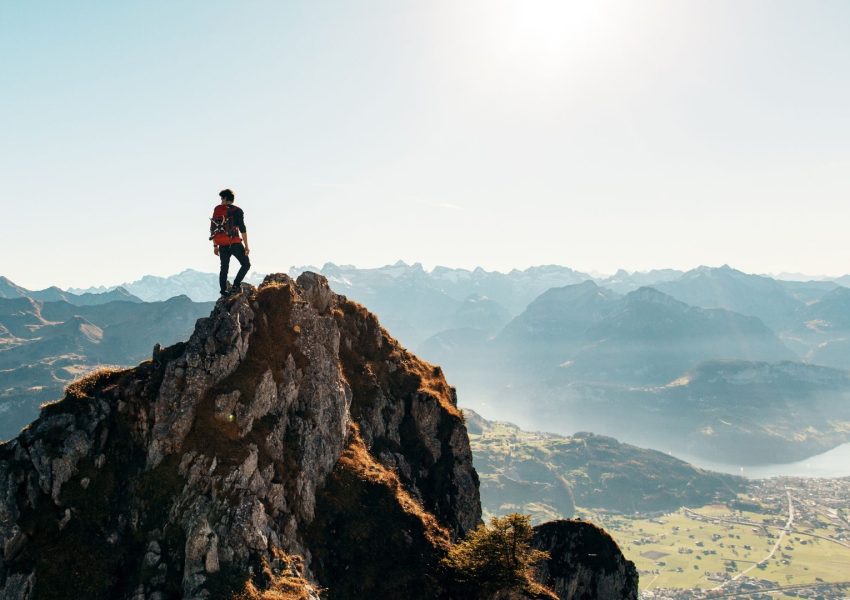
0, 297, 47, 338
0, 276, 29, 299
0, 316, 103, 370
466, 409, 742, 518
68, 262, 591, 347
499, 280, 621, 343
775, 279, 839, 304
653, 265, 803, 329
69, 268, 264, 302
60, 263, 850, 358
416, 277, 850, 465
312, 262, 590, 346
427, 263, 591, 314
800, 286, 850, 330
494, 281, 621, 371
786, 286, 850, 369
595, 268, 684, 294
448, 294, 512, 334
566, 287, 794, 384
0, 294, 213, 440
520, 359, 850, 465
0, 275, 142, 305
426, 282, 793, 387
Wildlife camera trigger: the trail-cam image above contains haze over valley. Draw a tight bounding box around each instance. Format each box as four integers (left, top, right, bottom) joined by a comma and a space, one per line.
8, 261, 850, 470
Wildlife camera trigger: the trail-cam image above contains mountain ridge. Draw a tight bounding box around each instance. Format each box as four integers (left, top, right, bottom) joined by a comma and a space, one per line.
466, 409, 744, 519
0, 295, 215, 441
1, 276, 142, 306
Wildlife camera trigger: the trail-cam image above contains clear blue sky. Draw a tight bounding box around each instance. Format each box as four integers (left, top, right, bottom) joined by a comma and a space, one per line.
4, 1, 850, 289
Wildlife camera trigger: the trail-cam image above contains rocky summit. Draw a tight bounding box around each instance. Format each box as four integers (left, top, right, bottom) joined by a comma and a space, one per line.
0, 272, 636, 599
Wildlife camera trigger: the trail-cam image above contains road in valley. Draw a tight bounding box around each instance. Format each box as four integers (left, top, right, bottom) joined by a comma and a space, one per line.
708, 490, 794, 593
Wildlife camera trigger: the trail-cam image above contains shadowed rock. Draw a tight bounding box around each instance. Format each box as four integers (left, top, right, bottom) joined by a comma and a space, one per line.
532, 520, 639, 600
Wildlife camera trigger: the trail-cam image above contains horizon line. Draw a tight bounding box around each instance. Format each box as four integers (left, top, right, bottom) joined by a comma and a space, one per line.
3, 262, 838, 293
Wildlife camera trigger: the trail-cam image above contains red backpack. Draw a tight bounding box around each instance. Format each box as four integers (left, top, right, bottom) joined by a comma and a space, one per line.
209, 205, 240, 244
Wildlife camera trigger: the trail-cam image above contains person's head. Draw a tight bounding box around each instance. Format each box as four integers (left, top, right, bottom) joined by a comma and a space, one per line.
219, 189, 235, 204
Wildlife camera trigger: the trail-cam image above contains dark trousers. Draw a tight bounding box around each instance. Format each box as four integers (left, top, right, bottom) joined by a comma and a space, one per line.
219, 243, 251, 292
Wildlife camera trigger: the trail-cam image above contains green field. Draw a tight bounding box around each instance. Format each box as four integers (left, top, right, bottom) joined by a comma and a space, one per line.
576, 503, 850, 595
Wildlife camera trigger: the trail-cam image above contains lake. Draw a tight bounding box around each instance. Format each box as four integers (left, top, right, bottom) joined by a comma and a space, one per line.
676, 442, 850, 479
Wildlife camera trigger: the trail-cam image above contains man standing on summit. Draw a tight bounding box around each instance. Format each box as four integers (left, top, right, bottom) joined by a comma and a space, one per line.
210, 188, 251, 296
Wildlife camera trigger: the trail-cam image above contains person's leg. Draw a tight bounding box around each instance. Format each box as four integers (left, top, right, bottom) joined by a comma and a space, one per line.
231, 243, 251, 289
219, 245, 233, 293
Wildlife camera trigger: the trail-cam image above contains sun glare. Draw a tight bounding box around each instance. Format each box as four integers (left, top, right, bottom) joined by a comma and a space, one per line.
491, 1, 625, 68
500, 0, 608, 57
447, 0, 637, 98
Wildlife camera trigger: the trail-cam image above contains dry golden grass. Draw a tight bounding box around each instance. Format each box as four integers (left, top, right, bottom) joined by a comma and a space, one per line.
340, 424, 452, 550
527, 581, 560, 599
332, 297, 463, 421
232, 550, 319, 600
405, 354, 463, 420
64, 367, 124, 400
39, 367, 126, 409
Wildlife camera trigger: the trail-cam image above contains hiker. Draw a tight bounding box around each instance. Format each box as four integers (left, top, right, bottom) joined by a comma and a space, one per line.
210, 188, 251, 296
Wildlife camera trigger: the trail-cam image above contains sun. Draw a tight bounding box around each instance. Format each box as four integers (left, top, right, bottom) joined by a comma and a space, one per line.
500, 0, 607, 56
457, 0, 630, 83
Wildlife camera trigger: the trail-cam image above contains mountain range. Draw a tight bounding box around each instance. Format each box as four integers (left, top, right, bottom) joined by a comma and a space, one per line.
465, 409, 743, 521
70, 263, 591, 347
6, 262, 850, 465
70, 269, 265, 303
514, 359, 850, 465
63, 261, 850, 349
0, 276, 142, 305
0, 288, 213, 440
485, 282, 794, 385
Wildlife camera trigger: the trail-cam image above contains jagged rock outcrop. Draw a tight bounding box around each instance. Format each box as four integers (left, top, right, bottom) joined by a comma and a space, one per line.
0, 273, 480, 599
0, 272, 637, 600
531, 520, 639, 600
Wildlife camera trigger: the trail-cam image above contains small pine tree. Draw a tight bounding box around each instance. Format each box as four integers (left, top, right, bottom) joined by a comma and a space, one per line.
442, 513, 552, 597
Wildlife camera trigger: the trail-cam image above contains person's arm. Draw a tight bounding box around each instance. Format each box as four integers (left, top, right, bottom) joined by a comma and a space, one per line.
236, 208, 249, 254
212, 211, 220, 255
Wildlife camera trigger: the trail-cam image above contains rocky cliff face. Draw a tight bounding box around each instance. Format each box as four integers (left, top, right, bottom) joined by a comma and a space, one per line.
0, 272, 636, 599
532, 521, 639, 600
